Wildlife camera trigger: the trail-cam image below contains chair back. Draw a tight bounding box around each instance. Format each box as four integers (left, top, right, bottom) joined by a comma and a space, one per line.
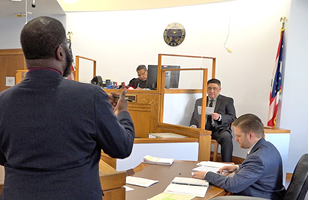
284, 153, 308, 200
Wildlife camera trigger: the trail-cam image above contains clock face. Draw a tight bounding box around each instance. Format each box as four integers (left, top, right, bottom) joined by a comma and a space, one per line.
163, 23, 186, 47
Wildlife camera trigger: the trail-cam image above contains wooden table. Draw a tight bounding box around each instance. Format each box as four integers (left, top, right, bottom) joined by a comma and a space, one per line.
126, 160, 229, 200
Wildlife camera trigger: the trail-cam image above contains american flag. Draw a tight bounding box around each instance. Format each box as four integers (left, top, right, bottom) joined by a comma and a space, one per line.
66, 32, 75, 80
267, 28, 284, 127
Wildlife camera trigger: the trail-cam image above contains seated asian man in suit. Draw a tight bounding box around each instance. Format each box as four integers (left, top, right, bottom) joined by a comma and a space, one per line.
190, 78, 236, 162
192, 113, 286, 200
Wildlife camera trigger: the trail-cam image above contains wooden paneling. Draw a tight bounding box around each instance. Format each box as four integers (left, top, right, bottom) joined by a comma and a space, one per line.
0, 49, 26, 92
99, 160, 126, 200
102, 187, 125, 200
104, 89, 160, 138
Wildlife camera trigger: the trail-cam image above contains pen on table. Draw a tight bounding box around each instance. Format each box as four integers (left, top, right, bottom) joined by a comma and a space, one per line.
217, 170, 234, 174
112, 94, 133, 102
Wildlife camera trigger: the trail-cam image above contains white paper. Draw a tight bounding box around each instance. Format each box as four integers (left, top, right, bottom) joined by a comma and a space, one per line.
171, 177, 209, 187
164, 183, 208, 197
124, 185, 134, 191
197, 161, 233, 168
193, 161, 233, 173
148, 193, 195, 200
198, 106, 214, 115
192, 166, 220, 173
143, 155, 174, 165
126, 176, 158, 188
5, 77, 15, 86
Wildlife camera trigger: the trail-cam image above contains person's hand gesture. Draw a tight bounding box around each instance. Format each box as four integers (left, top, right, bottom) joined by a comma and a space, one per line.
109, 89, 128, 116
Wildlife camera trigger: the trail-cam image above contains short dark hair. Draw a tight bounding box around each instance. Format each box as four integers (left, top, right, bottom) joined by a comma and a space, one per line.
207, 78, 221, 87
136, 65, 147, 72
20, 16, 67, 59
232, 113, 264, 138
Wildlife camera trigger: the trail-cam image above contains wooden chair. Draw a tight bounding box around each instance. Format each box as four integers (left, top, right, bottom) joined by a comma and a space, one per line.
211, 139, 219, 162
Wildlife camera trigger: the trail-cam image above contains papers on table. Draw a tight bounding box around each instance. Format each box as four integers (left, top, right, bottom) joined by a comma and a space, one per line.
192, 161, 233, 173
143, 155, 174, 165
148, 193, 195, 200
124, 185, 134, 191
164, 177, 209, 198
126, 176, 158, 188
171, 177, 209, 187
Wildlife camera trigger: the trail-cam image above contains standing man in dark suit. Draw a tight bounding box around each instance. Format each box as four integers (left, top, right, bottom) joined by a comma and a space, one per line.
192, 113, 286, 200
0, 16, 134, 200
190, 78, 236, 162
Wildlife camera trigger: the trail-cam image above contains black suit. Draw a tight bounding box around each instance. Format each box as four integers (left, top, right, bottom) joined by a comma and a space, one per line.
190, 95, 236, 162
0, 69, 135, 200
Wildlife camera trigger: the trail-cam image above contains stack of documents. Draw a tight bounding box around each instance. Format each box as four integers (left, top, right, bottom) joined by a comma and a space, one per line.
164, 177, 209, 197
143, 155, 174, 165
148, 193, 195, 200
192, 161, 233, 173
126, 176, 158, 188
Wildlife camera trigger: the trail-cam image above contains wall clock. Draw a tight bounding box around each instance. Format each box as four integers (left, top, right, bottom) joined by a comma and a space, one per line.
163, 23, 186, 47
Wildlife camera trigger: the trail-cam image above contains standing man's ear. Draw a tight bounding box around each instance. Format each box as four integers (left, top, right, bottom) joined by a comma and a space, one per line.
56, 45, 64, 61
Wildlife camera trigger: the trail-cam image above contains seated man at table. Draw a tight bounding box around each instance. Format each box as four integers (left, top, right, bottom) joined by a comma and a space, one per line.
127, 65, 147, 89
192, 113, 286, 200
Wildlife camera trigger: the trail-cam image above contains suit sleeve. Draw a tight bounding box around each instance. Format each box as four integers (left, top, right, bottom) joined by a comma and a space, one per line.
205, 154, 264, 193
94, 88, 135, 158
215, 97, 236, 127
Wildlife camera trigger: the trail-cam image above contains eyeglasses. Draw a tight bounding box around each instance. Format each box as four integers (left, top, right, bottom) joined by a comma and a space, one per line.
207, 87, 220, 91
138, 70, 147, 77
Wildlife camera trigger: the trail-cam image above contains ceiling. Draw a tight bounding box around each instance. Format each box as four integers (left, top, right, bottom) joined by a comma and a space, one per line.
0, 0, 230, 20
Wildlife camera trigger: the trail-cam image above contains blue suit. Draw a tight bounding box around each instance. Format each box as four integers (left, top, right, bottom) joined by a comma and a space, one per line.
205, 138, 286, 199
0, 69, 135, 200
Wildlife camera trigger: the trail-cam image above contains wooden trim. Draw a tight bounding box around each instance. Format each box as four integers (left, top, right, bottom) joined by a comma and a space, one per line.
264, 127, 291, 133
134, 137, 198, 143
75, 55, 97, 81
286, 172, 293, 182
0, 49, 24, 55
163, 89, 203, 93
159, 53, 216, 59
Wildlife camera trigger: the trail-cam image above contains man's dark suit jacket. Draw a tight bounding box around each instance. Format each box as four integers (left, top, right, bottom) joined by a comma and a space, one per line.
205, 138, 286, 200
0, 69, 135, 200
190, 95, 236, 134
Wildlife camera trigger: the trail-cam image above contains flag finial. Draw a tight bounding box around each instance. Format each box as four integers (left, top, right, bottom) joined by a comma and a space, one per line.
67, 31, 73, 40
280, 17, 287, 29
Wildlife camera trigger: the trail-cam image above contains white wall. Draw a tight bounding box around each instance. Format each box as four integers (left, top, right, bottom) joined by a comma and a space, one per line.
0, 0, 307, 173
65, 0, 291, 125
0, 15, 66, 49
280, 0, 308, 172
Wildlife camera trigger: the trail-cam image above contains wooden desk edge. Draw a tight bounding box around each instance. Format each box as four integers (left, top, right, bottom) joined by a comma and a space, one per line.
134, 137, 198, 143
264, 127, 291, 133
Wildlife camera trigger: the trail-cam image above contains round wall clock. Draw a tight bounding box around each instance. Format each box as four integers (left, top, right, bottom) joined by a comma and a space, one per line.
163, 23, 186, 47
